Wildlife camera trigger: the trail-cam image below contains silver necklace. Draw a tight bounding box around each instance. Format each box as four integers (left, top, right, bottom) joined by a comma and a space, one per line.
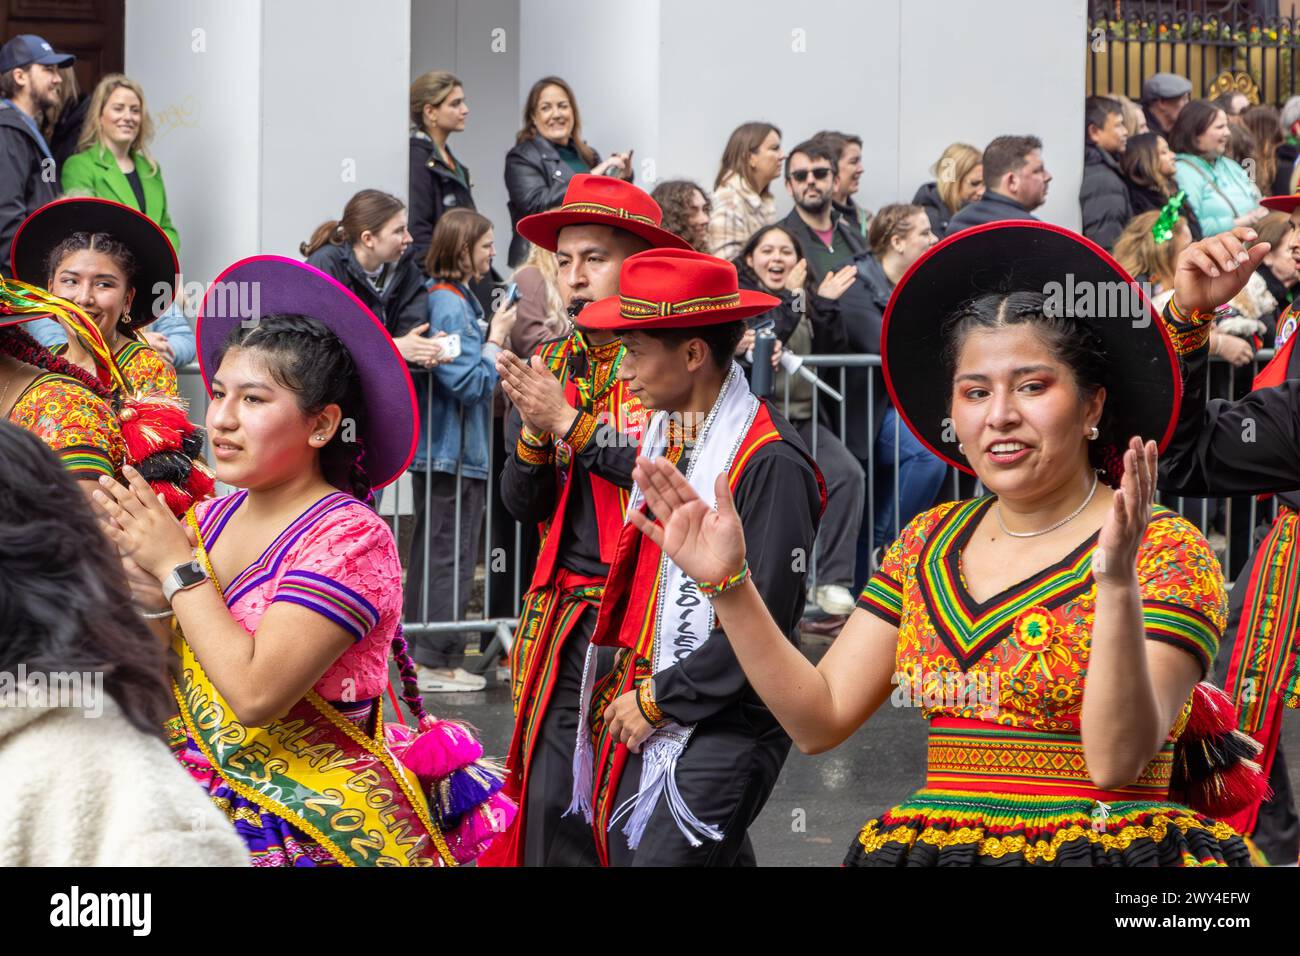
996, 473, 1099, 538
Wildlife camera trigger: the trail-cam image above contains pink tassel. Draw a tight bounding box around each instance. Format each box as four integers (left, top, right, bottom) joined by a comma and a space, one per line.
448, 793, 518, 864
397, 719, 483, 781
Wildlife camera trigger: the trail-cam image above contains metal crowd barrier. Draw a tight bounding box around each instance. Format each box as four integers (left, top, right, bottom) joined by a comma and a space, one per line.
176, 346, 1280, 669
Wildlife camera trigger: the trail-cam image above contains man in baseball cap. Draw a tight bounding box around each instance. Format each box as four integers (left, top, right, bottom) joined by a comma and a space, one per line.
0, 34, 75, 277
1141, 72, 1193, 139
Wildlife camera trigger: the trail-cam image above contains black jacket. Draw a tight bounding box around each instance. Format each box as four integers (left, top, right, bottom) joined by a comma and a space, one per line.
303, 242, 427, 340
0, 102, 58, 279
1274, 140, 1300, 196
779, 207, 885, 457
1079, 144, 1133, 251
1126, 178, 1203, 240
504, 134, 604, 267
49, 94, 89, 173
943, 190, 1036, 237
912, 181, 952, 237
408, 134, 477, 276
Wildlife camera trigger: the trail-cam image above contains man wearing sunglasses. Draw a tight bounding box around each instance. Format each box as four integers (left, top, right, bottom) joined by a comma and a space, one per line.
780, 140, 866, 290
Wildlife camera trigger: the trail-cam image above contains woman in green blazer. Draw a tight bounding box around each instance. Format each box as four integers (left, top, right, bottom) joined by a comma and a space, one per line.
59, 73, 179, 253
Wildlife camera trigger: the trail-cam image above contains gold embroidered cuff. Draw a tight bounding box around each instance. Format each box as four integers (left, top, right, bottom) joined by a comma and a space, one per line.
636, 678, 667, 726
516, 438, 552, 466
1161, 299, 1213, 356
564, 410, 599, 453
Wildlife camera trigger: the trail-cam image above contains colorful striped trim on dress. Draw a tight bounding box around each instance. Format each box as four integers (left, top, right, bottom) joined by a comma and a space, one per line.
849, 788, 1245, 866
1142, 601, 1221, 676
272, 570, 379, 642
222, 493, 355, 605
926, 718, 1173, 800
918, 498, 1099, 669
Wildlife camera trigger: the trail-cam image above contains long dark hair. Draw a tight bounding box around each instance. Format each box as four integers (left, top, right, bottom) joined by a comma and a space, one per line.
0, 421, 172, 735
940, 290, 1122, 485
216, 314, 371, 500
734, 224, 806, 291
1120, 132, 1175, 197
0, 324, 114, 400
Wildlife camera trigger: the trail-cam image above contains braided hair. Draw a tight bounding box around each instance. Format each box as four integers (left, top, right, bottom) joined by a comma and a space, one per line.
940, 290, 1122, 486
43, 232, 142, 337
0, 325, 114, 401
216, 314, 372, 501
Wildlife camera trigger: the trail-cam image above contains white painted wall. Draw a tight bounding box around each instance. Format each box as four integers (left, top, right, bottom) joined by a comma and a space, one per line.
124, 0, 262, 290
261, 0, 411, 258
127, 0, 412, 284
411, 0, 521, 256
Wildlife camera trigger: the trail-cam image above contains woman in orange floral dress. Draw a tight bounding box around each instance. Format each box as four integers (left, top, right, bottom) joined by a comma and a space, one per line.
624, 222, 1258, 866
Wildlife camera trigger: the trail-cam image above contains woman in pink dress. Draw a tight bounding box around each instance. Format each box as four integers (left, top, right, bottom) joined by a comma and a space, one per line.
93, 256, 513, 866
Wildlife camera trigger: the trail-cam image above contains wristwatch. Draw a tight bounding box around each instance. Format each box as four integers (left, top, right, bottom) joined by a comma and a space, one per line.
162, 559, 209, 604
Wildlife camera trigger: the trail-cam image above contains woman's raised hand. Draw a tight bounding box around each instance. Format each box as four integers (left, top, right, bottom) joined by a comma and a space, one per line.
629, 457, 747, 586
1094, 437, 1158, 586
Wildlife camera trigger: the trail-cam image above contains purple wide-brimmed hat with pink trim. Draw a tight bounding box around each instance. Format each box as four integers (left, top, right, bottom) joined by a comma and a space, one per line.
196, 255, 418, 490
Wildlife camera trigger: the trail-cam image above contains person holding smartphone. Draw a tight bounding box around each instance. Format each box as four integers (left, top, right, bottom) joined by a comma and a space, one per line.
406, 209, 518, 693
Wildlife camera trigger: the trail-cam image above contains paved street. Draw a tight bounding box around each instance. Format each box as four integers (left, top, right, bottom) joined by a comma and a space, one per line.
396, 642, 1300, 867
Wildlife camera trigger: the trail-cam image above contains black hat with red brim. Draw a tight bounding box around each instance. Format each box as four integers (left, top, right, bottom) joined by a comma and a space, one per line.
578, 248, 780, 331
516, 174, 693, 254
10, 197, 180, 325
882, 219, 1181, 477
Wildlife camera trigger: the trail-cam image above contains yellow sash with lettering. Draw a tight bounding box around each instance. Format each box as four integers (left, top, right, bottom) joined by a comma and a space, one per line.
168, 508, 454, 866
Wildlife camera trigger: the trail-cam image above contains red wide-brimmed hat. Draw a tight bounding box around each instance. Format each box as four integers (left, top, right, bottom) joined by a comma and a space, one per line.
516, 174, 693, 253
1262, 191, 1300, 213
196, 256, 418, 490
578, 248, 779, 331
11, 197, 180, 325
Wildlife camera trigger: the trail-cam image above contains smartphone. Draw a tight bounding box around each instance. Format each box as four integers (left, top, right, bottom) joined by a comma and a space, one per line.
503, 282, 521, 308
442, 332, 462, 361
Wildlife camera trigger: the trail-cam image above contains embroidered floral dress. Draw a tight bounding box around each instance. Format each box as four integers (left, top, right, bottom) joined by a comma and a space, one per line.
169, 491, 403, 866
849, 497, 1251, 866
52, 338, 178, 397
8, 371, 124, 479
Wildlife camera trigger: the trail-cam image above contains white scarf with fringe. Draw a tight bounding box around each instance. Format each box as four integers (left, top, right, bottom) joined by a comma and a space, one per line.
567, 362, 759, 851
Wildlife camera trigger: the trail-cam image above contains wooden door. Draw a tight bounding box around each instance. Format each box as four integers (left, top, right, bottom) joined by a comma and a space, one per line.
2, 0, 124, 93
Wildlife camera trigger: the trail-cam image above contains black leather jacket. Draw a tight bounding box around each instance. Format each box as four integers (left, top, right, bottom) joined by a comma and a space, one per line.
503, 134, 606, 267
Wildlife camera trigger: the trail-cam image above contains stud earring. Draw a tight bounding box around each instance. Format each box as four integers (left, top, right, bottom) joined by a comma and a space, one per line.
1088, 426, 1099, 440
957, 442, 965, 454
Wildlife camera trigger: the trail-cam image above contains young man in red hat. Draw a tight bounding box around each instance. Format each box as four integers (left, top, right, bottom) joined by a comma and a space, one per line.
1160, 210, 1300, 865
482, 174, 692, 866
570, 248, 824, 866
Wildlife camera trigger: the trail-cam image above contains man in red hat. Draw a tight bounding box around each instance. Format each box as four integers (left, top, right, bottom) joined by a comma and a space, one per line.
1160, 212, 1300, 865
570, 248, 824, 866
482, 174, 691, 866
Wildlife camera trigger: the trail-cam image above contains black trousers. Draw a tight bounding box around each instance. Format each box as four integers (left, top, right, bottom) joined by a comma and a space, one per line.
404, 470, 486, 668
1215, 531, 1300, 865
524, 612, 614, 866
606, 703, 790, 867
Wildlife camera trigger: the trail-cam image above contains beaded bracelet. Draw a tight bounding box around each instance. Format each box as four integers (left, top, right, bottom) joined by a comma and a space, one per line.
1168, 296, 1218, 328
695, 560, 750, 598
